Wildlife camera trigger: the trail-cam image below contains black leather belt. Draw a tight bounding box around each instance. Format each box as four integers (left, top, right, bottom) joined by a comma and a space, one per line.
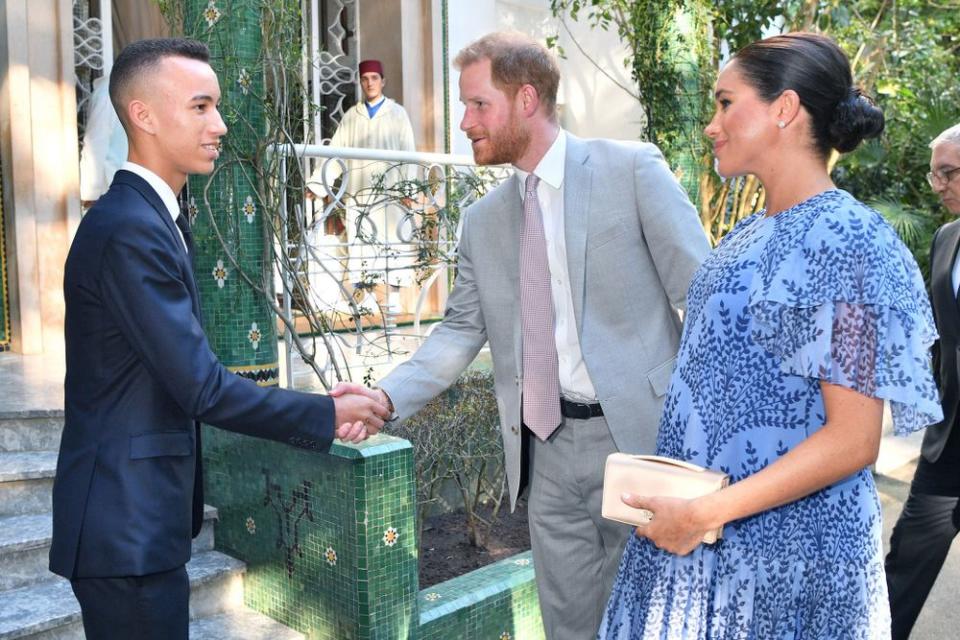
560, 397, 604, 420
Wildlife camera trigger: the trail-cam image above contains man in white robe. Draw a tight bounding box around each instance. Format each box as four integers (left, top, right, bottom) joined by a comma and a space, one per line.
80, 74, 128, 207
307, 59, 417, 291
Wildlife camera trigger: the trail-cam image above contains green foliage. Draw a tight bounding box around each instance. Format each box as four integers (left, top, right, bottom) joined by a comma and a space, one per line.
389, 370, 506, 548
706, 1, 960, 258
552, 0, 960, 267
707, 1, 805, 52
871, 197, 937, 277
831, 13, 956, 216
814, 1, 960, 276
549, 1, 705, 162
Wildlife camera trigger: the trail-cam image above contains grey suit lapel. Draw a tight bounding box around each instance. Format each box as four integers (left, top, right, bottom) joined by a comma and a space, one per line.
504, 175, 524, 377
484, 174, 524, 376
563, 135, 592, 335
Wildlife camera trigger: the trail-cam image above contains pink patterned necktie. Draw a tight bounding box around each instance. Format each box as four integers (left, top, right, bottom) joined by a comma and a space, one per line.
520, 173, 562, 441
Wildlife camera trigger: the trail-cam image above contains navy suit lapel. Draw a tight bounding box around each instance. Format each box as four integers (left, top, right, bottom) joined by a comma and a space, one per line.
112, 171, 202, 317
563, 135, 592, 335
948, 225, 960, 323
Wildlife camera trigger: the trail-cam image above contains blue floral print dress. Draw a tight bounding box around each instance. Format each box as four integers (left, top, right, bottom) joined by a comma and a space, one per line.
599, 190, 942, 639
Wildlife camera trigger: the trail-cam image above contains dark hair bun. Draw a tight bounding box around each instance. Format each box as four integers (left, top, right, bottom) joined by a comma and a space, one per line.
734, 34, 883, 158
828, 88, 884, 153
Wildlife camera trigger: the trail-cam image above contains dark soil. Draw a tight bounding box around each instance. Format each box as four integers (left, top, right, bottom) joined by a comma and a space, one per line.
419, 499, 531, 589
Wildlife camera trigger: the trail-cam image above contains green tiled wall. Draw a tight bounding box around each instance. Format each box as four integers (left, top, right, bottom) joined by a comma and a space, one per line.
204, 429, 418, 639
185, 0, 279, 385
418, 552, 544, 640
204, 425, 544, 639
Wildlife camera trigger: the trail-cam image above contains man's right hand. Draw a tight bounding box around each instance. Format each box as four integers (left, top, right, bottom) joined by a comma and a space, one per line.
330, 382, 394, 414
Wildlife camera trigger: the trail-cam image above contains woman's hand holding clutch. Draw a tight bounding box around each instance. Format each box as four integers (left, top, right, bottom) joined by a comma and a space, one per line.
621, 493, 718, 557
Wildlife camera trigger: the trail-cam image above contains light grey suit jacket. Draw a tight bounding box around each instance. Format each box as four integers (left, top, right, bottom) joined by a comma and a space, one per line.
380, 134, 711, 508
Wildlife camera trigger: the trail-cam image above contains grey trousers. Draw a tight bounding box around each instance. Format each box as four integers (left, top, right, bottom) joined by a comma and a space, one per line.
528, 415, 632, 640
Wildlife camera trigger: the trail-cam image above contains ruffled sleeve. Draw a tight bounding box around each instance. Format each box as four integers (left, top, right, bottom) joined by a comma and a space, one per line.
748, 190, 942, 434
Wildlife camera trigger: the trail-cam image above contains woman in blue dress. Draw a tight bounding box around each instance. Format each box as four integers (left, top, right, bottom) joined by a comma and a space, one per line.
599, 33, 943, 639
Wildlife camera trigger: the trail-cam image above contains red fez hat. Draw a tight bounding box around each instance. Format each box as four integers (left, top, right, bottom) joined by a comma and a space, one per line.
358, 59, 384, 77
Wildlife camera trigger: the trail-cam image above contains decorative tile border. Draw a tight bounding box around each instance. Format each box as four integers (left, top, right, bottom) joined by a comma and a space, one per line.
227, 363, 280, 387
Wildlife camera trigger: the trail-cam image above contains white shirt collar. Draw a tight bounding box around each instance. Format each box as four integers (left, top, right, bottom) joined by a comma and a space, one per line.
365, 95, 386, 108
514, 129, 566, 193
121, 161, 181, 221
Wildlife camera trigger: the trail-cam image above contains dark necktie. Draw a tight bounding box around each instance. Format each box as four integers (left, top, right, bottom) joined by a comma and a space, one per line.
175, 210, 194, 255
520, 173, 562, 440
176, 203, 203, 535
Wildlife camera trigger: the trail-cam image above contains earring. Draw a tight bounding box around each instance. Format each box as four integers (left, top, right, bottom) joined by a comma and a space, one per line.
777, 120, 786, 129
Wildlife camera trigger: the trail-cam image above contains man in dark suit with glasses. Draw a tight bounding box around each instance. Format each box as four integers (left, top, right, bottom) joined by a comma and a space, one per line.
886, 122, 960, 639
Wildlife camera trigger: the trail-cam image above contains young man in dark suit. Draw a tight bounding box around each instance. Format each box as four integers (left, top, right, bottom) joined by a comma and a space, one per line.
50, 38, 389, 639
886, 122, 960, 639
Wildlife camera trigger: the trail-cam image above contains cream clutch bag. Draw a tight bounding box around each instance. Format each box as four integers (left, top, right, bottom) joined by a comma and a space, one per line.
601, 453, 730, 544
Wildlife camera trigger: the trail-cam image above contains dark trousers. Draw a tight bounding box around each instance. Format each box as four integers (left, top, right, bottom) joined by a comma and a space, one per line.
885, 490, 960, 639
70, 565, 189, 640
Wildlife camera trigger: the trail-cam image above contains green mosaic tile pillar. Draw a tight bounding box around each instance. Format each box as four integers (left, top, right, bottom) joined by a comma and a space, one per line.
203, 430, 420, 639
183, 0, 278, 385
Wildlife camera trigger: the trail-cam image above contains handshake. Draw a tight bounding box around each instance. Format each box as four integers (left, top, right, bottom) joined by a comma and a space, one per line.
330, 382, 394, 444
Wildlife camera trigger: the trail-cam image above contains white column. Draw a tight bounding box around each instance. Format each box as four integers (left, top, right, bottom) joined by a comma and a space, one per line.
99, 0, 113, 74
551, 5, 645, 141
0, 0, 81, 353
400, 0, 431, 150
446, 0, 497, 156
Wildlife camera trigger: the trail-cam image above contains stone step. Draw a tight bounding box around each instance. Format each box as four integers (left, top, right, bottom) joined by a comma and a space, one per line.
0, 514, 49, 593
0, 452, 57, 517
183, 550, 247, 621
0, 506, 219, 592
189, 609, 304, 640
0, 412, 64, 453
0, 550, 246, 640
0, 607, 304, 640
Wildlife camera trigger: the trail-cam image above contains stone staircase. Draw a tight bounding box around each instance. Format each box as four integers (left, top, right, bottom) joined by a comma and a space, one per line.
0, 409, 303, 640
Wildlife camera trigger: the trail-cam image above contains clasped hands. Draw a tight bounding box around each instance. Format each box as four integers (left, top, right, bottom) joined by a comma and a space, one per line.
330, 382, 394, 444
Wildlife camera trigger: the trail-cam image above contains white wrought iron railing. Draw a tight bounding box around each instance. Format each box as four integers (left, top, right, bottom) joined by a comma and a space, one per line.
273, 143, 511, 388
73, 0, 112, 141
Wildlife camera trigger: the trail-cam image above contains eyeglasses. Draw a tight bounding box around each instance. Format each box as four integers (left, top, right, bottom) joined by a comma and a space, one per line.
927, 166, 960, 188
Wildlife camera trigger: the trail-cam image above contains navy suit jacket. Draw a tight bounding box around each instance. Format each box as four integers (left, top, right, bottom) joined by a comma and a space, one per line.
923, 218, 960, 463
50, 170, 334, 579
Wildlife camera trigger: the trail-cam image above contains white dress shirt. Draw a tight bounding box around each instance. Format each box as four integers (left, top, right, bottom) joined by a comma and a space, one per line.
121, 161, 188, 252
514, 130, 598, 402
